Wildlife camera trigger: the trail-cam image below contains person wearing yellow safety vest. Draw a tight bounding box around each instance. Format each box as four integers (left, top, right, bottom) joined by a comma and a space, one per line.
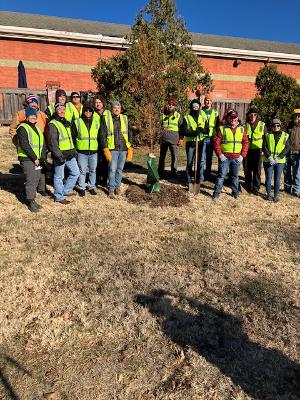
180, 99, 208, 187
158, 98, 183, 178
93, 95, 110, 185
44, 89, 67, 119
100, 100, 133, 198
16, 108, 46, 212
213, 110, 248, 201
64, 92, 83, 123
72, 103, 100, 197
47, 103, 80, 204
243, 106, 267, 195
199, 96, 219, 181
263, 118, 290, 202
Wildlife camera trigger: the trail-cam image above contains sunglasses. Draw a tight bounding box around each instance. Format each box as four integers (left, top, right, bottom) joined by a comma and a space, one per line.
273, 124, 281, 127
84, 109, 93, 113
72, 95, 80, 99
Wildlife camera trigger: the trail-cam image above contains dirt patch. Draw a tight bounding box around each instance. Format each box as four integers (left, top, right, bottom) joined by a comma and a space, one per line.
125, 183, 190, 208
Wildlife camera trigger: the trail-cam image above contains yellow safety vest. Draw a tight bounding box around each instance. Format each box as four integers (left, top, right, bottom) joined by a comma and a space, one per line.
263, 131, 289, 164
245, 121, 265, 150
17, 123, 44, 158
104, 113, 131, 150
184, 114, 205, 142
220, 126, 244, 154
75, 116, 100, 151
49, 120, 74, 151
65, 102, 83, 122
200, 109, 218, 137
162, 111, 181, 132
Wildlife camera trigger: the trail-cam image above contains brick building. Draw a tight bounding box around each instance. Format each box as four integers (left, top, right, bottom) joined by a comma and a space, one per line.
0, 11, 300, 100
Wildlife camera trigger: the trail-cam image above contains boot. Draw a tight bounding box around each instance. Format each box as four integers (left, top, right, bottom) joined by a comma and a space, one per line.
108, 188, 115, 198
33, 200, 43, 210
27, 200, 40, 213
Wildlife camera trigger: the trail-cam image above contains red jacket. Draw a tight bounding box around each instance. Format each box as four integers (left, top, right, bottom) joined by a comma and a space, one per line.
214, 124, 248, 159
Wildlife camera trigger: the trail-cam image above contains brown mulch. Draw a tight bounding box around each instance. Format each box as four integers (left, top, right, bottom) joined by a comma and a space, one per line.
125, 183, 190, 208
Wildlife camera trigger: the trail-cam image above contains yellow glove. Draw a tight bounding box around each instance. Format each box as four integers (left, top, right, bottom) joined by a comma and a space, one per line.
103, 148, 112, 162
126, 147, 133, 162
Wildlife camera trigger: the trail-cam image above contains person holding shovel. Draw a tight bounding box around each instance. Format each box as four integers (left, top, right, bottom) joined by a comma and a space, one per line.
180, 99, 208, 193
212, 110, 248, 201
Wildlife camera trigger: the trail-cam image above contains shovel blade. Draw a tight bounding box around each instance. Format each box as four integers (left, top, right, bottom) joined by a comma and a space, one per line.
188, 183, 195, 194
194, 183, 201, 195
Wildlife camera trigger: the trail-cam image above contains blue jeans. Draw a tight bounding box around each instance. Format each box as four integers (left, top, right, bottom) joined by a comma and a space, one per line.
264, 162, 285, 197
185, 142, 201, 184
213, 158, 241, 197
108, 150, 127, 189
77, 152, 98, 190
284, 153, 300, 194
53, 157, 80, 201
199, 136, 214, 180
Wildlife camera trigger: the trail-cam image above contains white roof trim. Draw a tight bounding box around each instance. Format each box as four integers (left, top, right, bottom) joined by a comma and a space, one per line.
1, 25, 300, 63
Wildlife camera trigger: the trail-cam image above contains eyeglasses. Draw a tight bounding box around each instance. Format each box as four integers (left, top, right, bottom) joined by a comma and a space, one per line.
72, 95, 80, 99
273, 124, 281, 127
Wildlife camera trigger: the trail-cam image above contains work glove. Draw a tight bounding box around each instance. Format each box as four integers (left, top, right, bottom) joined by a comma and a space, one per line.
237, 155, 243, 163
268, 156, 275, 165
273, 157, 279, 165
126, 147, 133, 162
103, 147, 112, 162
177, 139, 184, 146
219, 154, 227, 163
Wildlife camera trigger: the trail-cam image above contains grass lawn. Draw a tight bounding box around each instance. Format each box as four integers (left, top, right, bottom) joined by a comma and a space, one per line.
0, 127, 299, 400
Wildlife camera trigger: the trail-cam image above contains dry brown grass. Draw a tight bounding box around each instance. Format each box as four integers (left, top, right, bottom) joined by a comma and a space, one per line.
0, 127, 299, 400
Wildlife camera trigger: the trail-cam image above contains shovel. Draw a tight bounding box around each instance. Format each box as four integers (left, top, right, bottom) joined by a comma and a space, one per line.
188, 138, 201, 195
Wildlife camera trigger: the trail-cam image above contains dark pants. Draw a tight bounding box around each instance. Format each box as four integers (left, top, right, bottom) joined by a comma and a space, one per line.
158, 142, 178, 174
284, 153, 300, 194
243, 149, 262, 192
20, 159, 41, 201
96, 144, 108, 184
199, 136, 214, 180
185, 142, 201, 184
264, 162, 285, 198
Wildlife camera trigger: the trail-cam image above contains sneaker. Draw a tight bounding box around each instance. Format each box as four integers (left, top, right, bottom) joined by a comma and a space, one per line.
273, 196, 280, 203
89, 189, 97, 195
212, 194, 219, 202
78, 189, 85, 197
55, 199, 71, 205
27, 200, 40, 213
37, 190, 52, 198
115, 187, 121, 195
33, 200, 43, 210
265, 194, 272, 201
232, 192, 239, 200
108, 189, 115, 198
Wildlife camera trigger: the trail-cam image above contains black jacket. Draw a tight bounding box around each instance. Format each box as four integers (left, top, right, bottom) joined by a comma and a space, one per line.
47, 116, 76, 162
100, 114, 133, 151
262, 131, 290, 159
17, 121, 46, 162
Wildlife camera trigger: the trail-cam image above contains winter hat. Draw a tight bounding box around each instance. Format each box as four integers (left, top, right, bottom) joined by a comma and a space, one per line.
167, 98, 177, 106
25, 108, 37, 118
54, 103, 66, 112
71, 91, 80, 98
55, 89, 67, 99
272, 118, 281, 125
247, 106, 258, 114
82, 103, 94, 114
111, 100, 121, 108
227, 110, 238, 118
25, 94, 38, 105
190, 98, 201, 111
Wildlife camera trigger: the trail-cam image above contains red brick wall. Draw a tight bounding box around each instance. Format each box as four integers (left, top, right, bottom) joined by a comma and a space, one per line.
1, 38, 300, 100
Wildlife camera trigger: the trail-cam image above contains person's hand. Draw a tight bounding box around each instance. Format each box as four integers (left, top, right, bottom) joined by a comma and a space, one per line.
219, 154, 227, 163
273, 157, 279, 165
268, 156, 275, 165
34, 159, 40, 167
237, 155, 243, 163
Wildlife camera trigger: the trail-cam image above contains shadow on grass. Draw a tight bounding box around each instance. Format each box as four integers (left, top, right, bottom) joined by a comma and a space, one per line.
135, 289, 300, 400
0, 172, 26, 204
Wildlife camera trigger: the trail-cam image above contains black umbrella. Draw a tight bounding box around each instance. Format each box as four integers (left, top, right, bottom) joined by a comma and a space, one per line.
18, 60, 27, 88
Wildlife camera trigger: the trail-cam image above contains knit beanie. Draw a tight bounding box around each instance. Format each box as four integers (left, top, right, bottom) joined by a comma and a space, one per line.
25, 108, 37, 118
25, 94, 38, 105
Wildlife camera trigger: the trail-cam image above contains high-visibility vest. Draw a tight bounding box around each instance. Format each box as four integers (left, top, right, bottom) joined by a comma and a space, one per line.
104, 113, 131, 150
17, 123, 44, 158
65, 102, 83, 122
162, 111, 181, 132
245, 121, 265, 150
47, 104, 55, 116
263, 131, 289, 164
49, 119, 74, 151
75, 116, 100, 151
200, 109, 218, 137
220, 125, 244, 154
184, 114, 205, 142
93, 109, 109, 123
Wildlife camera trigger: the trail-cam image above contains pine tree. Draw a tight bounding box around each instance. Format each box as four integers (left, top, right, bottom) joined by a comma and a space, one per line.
91, 0, 212, 149
252, 65, 300, 129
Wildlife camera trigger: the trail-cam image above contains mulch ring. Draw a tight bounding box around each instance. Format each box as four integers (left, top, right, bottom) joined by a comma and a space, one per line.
125, 183, 190, 208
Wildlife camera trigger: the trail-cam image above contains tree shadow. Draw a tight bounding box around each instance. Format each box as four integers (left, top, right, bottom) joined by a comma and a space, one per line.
0, 353, 33, 400
0, 172, 26, 204
135, 289, 300, 400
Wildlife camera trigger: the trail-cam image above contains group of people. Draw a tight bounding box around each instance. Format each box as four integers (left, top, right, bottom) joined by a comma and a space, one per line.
10, 90, 300, 212
10, 90, 133, 212
158, 97, 300, 202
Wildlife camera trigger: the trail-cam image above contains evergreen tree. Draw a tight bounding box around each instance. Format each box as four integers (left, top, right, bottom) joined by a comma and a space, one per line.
91, 0, 212, 148
252, 65, 300, 129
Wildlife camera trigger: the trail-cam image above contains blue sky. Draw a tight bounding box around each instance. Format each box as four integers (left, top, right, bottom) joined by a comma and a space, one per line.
1, 0, 300, 43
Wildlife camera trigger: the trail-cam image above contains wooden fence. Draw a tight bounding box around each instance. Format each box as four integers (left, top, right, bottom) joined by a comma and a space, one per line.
0, 88, 251, 125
